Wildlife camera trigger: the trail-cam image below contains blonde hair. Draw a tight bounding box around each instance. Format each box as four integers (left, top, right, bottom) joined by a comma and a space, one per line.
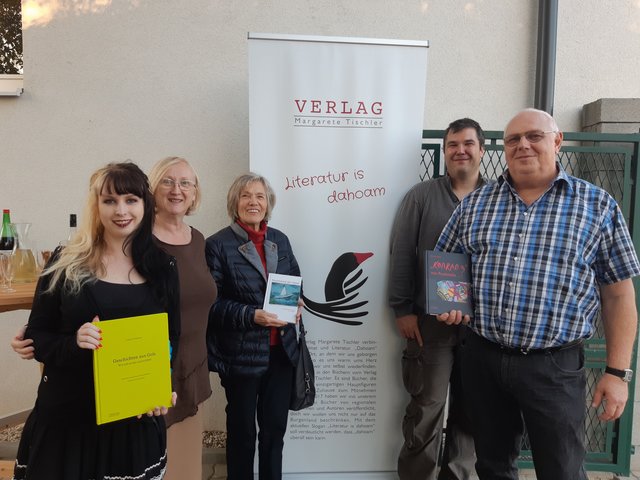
226, 172, 276, 222
44, 162, 154, 294
148, 156, 201, 215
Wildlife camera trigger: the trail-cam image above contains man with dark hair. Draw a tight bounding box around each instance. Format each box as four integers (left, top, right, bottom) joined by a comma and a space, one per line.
389, 118, 485, 480
436, 109, 640, 479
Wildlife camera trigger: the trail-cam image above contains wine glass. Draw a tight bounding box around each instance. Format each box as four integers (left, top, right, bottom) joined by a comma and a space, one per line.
32, 241, 50, 276
0, 254, 6, 292
1, 253, 16, 293
35, 249, 46, 274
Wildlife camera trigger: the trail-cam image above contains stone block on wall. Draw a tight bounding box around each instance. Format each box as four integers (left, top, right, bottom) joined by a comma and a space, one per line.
582, 98, 640, 133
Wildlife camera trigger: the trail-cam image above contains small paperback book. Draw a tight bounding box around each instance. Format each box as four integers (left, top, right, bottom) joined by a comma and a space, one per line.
263, 273, 302, 323
425, 250, 473, 317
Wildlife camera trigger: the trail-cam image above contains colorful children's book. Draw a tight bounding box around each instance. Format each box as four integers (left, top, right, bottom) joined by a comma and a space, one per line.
425, 250, 473, 317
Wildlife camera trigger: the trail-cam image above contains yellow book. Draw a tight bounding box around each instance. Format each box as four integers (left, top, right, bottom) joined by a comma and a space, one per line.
93, 312, 172, 425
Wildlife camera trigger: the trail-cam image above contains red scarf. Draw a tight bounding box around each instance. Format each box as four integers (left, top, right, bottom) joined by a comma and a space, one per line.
237, 220, 280, 345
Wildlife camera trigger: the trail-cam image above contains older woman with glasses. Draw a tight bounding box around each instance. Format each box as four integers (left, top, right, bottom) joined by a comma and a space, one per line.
148, 156, 218, 480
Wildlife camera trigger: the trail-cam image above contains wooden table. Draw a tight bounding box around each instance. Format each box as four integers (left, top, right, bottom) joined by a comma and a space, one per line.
0, 282, 37, 313
0, 282, 37, 475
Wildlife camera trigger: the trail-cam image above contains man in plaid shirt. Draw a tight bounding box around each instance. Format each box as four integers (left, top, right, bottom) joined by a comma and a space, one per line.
436, 108, 640, 480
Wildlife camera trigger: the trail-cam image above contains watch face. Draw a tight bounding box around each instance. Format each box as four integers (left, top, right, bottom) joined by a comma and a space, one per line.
624, 369, 634, 382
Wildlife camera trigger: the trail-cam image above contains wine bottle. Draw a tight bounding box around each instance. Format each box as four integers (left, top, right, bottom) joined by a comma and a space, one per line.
61, 214, 77, 246
0, 209, 14, 254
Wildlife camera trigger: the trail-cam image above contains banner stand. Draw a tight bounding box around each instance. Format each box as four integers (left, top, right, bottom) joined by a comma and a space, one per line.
249, 33, 428, 478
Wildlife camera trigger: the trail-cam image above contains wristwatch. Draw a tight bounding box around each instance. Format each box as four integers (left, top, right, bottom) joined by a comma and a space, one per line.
605, 366, 634, 383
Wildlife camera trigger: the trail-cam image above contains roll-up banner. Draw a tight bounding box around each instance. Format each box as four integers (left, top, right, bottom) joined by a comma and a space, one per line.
249, 33, 429, 479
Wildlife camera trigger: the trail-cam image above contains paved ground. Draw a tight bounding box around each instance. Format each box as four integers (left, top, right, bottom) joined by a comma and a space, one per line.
459, 472, 638, 480
3, 442, 640, 480
202, 467, 640, 480
201, 462, 640, 480
515, 472, 640, 480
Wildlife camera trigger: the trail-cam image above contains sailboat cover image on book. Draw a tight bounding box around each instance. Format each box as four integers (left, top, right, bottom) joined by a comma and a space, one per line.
263, 273, 302, 323
425, 250, 473, 317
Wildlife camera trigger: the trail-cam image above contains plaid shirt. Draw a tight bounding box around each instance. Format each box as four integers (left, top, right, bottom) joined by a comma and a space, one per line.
436, 165, 640, 349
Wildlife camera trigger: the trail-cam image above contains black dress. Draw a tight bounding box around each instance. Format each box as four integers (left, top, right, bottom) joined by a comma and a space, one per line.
13, 278, 175, 480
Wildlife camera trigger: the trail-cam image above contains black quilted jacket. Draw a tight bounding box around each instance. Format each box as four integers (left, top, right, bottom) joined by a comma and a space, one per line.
205, 222, 300, 377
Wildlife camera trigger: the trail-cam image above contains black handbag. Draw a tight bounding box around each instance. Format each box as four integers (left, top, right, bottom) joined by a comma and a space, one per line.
290, 317, 315, 410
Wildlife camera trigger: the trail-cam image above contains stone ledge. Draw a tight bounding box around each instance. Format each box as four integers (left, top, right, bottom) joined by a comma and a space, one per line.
203, 446, 226, 465
583, 98, 640, 128
0, 442, 17, 461
202, 447, 226, 480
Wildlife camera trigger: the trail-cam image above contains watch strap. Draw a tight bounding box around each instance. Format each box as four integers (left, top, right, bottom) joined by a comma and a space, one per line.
605, 366, 633, 382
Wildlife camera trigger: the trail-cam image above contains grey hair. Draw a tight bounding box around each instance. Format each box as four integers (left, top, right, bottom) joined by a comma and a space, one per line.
226, 172, 276, 222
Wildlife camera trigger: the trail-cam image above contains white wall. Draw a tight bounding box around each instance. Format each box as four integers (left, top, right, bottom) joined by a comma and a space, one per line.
3, 0, 640, 263
2, 0, 640, 449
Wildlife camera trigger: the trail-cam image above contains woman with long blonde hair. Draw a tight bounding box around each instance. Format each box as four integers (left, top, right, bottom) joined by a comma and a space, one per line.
13, 162, 180, 480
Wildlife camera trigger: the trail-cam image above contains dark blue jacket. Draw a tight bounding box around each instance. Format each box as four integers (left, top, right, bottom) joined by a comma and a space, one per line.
205, 223, 300, 377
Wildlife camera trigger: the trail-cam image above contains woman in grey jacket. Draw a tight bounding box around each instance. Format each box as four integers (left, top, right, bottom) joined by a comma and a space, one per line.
206, 172, 301, 480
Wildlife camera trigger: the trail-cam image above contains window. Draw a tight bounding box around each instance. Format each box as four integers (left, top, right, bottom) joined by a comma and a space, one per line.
0, 0, 23, 95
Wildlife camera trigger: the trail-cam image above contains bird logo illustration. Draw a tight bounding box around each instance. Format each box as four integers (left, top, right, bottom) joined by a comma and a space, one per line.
302, 251, 373, 326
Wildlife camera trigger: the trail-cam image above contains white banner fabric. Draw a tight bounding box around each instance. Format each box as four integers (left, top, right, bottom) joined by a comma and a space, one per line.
248, 33, 428, 477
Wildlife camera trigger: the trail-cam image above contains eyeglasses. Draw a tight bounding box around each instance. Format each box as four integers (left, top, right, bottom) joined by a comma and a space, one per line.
503, 130, 558, 148
159, 178, 197, 191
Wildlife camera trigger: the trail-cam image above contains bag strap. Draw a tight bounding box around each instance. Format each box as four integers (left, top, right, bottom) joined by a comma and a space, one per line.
298, 315, 307, 338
